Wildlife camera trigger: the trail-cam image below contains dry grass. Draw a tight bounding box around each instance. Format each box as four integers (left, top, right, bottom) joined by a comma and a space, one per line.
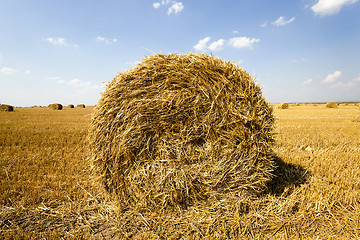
48, 103, 63, 110
326, 102, 337, 108
277, 102, 289, 109
1, 104, 360, 239
353, 113, 360, 122
89, 53, 276, 214
0, 105, 14, 112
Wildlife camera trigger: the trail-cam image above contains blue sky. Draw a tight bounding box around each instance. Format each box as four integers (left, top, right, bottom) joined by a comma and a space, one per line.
1, 0, 359, 106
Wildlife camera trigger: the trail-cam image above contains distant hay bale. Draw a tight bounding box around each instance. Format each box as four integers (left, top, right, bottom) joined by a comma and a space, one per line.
0, 104, 14, 112
326, 102, 337, 108
48, 103, 63, 110
295, 103, 301, 106
67, 104, 74, 108
277, 102, 289, 109
89, 53, 276, 212
77, 104, 85, 108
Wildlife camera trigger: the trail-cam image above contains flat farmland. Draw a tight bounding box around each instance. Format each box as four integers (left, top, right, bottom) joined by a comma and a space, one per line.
1, 104, 360, 239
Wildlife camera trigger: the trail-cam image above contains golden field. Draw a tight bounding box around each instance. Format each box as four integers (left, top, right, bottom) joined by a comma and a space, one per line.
1, 104, 360, 239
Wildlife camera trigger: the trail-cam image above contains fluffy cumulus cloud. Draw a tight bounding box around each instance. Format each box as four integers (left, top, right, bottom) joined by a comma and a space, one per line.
153, 1, 184, 15
208, 39, 225, 51
96, 36, 118, 44
167, 2, 184, 15
153, 2, 161, 8
194, 36, 260, 52
193, 37, 211, 51
331, 75, 360, 89
1, 67, 17, 75
302, 79, 313, 85
322, 70, 342, 83
228, 37, 260, 49
45, 37, 77, 47
311, 0, 358, 16
54, 77, 100, 91
272, 16, 295, 26
46, 37, 68, 46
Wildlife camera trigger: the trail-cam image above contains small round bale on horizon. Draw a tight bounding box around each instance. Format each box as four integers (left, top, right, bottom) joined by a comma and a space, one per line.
77, 104, 85, 108
89, 53, 276, 209
277, 102, 289, 109
0, 104, 14, 112
48, 103, 63, 110
326, 102, 337, 108
68, 104, 75, 108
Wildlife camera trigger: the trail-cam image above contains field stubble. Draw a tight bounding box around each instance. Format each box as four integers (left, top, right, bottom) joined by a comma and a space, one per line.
0, 104, 360, 239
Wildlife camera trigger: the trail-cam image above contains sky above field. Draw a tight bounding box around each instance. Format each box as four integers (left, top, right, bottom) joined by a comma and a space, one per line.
1, 0, 360, 106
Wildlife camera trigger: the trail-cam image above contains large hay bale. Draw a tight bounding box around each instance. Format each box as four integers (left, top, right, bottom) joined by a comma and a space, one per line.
67, 104, 74, 108
0, 104, 14, 112
277, 102, 289, 109
89, 53, 275, 211
48, 103, 63, 110
77, 104, 85, 108
326, 101, 337, 108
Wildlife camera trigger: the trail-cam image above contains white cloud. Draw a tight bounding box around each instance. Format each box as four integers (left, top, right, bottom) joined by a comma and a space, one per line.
331, 75, 360, 89
57, 80, 65, 84
322, 70, 342, 83
96, 36, 118, 44
261, 21, 268, 27
153, 1, 184, 15
25, 70, 31, 74
232, 30, 239, 34
1, 67, 17, 75
46, 37, 68, 46
167, 2, 184, 15
228, 37, 260, 49
208, 39, 225, 51
272, 16, 295, 26
353, 75, 360, 82
153, 2, 161, 8
293, 58, 307, 63
69, 78, 91, 87
302, 79, 313, 85
194, 37, 211, 51
311, 0, 358, 16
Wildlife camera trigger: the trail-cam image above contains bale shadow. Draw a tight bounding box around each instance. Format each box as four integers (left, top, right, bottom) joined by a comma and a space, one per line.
266, 155, 310, 196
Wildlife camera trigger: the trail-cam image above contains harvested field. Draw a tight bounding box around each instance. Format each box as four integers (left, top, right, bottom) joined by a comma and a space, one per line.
1, 104, 360, 239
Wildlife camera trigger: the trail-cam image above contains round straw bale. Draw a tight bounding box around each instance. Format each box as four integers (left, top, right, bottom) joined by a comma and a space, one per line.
277, 102, 289, 109
89, 53, 276, 209
295, 103, 301, 106
326, 101, 337, 108
68, 104, 74, 108
0, 104, 14, 112
77, 104, 85, 108
48, 103, 63, 110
